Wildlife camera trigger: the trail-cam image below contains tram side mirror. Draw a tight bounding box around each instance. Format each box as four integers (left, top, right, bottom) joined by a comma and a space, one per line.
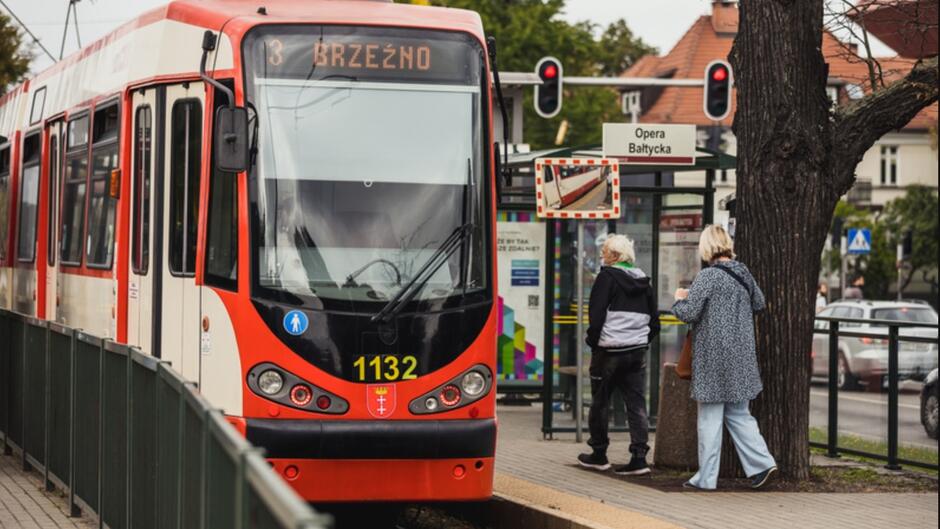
215, 106, 250, 173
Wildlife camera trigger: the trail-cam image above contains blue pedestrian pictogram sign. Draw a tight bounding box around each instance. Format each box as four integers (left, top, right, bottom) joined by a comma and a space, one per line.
847, 228, 871, 255
283, 310, 309, 336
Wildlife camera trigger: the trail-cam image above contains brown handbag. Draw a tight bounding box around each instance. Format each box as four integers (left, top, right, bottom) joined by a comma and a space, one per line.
676, 331, 693, 380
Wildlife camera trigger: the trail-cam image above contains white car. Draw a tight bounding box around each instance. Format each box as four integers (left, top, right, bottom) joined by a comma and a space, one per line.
813, 300, 939, 390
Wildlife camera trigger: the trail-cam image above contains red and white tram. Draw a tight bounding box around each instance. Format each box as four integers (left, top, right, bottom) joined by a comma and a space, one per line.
0, 0, 498, 502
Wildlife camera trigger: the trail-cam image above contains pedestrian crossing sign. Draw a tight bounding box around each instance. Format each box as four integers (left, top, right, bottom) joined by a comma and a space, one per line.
847, 228, 872, 254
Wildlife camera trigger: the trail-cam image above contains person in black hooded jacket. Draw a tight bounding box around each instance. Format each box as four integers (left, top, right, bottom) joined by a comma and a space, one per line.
577, 234, 659, 475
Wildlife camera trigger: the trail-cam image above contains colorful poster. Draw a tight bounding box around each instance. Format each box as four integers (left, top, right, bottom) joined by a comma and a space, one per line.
496, 212, 546, 383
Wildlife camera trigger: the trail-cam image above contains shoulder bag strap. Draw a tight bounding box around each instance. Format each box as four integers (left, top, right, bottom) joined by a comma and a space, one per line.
714, 265, 752, 297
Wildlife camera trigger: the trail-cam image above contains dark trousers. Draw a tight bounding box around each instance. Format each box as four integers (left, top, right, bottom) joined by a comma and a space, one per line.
587, 347, 650, 459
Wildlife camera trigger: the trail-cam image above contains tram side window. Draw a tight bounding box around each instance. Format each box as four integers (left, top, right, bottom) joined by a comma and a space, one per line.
47, 133, 59, 265
205, 165, 238, 290
0, 145, 10, 261
86, 104, 120, 268
17, 134, 42, 262
169, 100, 202, 276
132, 106, 152, 275
61, 115, 90, 266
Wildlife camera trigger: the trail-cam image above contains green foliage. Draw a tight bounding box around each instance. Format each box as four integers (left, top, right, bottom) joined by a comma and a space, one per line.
880, 185, 939, 291
0, 13, 31, 96
404, 0, 656, 148
827, 187, 939, 299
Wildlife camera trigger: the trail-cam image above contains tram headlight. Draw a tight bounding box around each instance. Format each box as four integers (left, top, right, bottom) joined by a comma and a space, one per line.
424, 397, 439, 411
461, 371, 486, 397
258, 370, 284, 395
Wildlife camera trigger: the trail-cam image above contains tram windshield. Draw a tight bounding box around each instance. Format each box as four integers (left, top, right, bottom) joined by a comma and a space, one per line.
244, 26, 488, 309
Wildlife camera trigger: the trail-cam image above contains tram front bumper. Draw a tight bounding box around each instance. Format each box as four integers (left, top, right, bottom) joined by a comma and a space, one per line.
245, 418, 496, 501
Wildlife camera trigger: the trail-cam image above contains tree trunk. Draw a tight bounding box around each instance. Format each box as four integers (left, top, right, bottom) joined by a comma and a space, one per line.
725, 1, 938, 481
727, 0, 836, 481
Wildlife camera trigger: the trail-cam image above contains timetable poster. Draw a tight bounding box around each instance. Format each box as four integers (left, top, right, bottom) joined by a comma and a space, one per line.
496, 213, 547, 384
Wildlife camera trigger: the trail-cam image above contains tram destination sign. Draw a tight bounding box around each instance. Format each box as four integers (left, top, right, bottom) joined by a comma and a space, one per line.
602, 123, 697, 165
249, 28, 479, 85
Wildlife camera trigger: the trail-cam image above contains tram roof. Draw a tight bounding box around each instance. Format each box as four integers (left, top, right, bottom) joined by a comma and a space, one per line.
20, 0, 486, 88
142, 0, 485, 32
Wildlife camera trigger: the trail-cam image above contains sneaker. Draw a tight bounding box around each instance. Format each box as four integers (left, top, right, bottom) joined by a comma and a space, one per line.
750, 466, 777, 489
682, 481, 703, 490
577, 452, 611, 471
613, 458, 651, 476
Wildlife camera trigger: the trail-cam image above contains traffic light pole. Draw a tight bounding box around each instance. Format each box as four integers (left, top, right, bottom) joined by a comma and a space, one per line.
497, 73, 709, 88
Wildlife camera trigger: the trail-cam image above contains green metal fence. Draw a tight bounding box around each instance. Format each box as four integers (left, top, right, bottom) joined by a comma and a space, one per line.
0, 309, 331, 529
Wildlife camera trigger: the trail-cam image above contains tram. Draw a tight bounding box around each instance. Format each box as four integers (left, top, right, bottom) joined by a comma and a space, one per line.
0, 0, 498, 502
542, 164, 610, 209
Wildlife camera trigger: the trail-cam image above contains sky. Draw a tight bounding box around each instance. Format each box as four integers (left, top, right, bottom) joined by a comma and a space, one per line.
4, 0, 894, 76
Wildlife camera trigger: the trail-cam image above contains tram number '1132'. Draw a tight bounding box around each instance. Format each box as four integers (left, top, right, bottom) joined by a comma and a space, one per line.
353, 355, 419, 382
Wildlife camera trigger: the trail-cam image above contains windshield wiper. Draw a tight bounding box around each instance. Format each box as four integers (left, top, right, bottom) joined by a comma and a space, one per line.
459, 158, 474, 295
371, 223, 473, 323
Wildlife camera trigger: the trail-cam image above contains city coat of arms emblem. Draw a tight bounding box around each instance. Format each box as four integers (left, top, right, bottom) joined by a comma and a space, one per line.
366, 384, 396, 418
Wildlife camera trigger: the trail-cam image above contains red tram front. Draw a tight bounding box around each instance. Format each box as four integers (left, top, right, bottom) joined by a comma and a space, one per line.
232, 19, 498, 502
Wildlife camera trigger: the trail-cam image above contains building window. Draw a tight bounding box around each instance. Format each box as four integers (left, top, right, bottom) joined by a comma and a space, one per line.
86, 103, 120, 268
169, 99, 202, 276
61, 115, 89, 266
17, 134, 42, 262
0, 145, 10, 261
132, 106, 152, 275
880, 145, 898, 186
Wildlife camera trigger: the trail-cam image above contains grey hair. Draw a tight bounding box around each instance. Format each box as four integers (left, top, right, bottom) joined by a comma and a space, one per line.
602, 234, 636, 264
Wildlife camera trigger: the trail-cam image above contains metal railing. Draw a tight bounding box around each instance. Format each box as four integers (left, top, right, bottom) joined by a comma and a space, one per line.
0, 309, 332, 529
811, 314, 939, 471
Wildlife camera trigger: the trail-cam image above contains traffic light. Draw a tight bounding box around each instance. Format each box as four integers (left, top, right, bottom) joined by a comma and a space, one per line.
831, 216, 844, 248
703, 60, 732, 121
534, 57, 563, 118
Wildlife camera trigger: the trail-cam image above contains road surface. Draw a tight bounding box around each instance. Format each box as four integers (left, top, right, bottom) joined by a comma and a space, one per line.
809, 385, 936, 451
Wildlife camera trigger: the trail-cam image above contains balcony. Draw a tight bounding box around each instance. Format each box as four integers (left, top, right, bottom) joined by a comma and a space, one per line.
847, 178, 872, 206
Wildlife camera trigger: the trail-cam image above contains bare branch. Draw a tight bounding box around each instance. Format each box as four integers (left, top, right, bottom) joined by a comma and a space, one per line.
831, 55, 939, 193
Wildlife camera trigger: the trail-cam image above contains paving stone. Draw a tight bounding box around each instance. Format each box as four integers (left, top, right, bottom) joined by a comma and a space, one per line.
495, 403, 938, 529
0, 454, 95, 528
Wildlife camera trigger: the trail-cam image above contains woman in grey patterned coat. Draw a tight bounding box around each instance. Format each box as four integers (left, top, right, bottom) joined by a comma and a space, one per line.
672, 225, 777, 490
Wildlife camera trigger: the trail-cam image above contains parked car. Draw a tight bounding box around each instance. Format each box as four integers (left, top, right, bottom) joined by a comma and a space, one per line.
922, 369, 938, 440
813, 300, 939, 390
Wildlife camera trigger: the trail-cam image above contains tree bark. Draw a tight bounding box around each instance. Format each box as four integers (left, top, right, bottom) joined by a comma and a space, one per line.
726, 1, 938, 481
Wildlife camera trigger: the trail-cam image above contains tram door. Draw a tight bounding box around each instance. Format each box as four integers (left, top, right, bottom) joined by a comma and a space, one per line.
128, 83, 204, 383
162, 83, 205, 381
128, 89, 157, 353
44, 120, 63, 321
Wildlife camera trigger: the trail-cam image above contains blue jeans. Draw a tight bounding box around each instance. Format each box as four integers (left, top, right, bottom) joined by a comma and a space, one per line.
687, 401, 776, 490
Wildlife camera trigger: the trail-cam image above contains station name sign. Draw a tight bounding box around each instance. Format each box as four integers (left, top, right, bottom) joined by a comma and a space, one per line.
602, 123, 697, 165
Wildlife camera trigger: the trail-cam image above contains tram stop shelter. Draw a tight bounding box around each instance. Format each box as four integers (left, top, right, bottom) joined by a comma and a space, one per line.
494, 146, 737, 438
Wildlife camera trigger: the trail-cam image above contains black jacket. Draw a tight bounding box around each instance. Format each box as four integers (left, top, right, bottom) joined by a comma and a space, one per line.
585, 266, 659, 349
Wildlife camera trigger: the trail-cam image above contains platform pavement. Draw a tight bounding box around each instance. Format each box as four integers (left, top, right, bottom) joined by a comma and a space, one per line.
0, 453, 95, 529
493, 403, 939, 529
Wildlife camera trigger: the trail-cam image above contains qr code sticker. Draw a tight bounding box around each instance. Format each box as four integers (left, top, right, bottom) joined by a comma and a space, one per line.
528, 295, 540, 308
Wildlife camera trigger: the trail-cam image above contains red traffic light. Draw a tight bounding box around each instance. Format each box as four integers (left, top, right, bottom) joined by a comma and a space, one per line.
711, 66, 728, 82
543, 64, 558, 79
